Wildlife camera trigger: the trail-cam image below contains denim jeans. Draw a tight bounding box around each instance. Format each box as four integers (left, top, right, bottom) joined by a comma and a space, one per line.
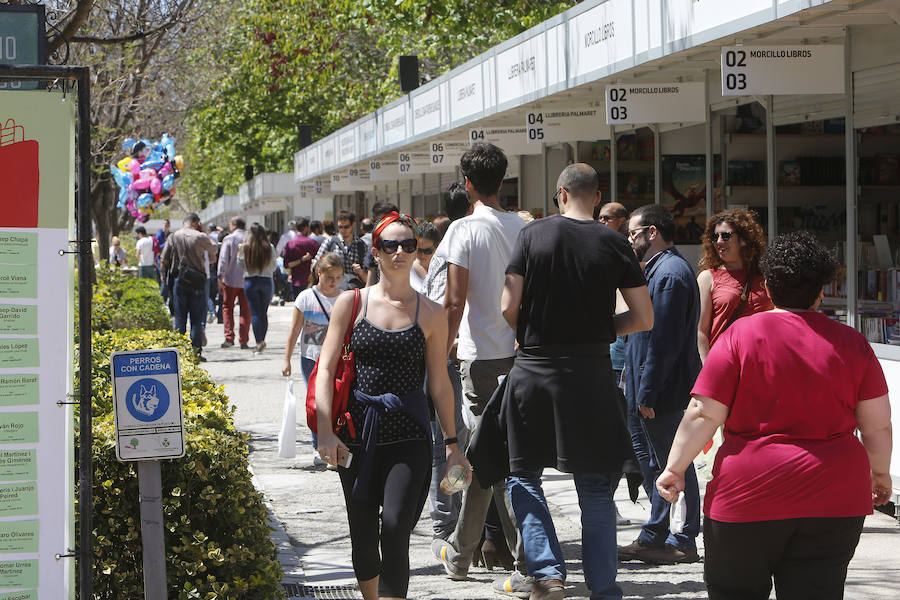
509, 471, 622, 600
625, 384, 654, 500
301, 356, 318, 450
428, 359, 468, 540
243, 276, 274, 343
637, 409, 701, 552
173, 279, 207, 352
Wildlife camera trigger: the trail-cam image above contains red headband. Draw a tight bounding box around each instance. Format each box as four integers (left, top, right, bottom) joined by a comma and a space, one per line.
373, 212, 419, 246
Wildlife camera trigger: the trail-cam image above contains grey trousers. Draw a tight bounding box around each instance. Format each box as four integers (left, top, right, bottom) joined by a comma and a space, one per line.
448, 356, 526, 574
429, 359, 470, 539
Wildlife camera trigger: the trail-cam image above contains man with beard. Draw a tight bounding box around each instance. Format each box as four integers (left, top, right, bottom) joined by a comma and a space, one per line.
619, 204, 702, 565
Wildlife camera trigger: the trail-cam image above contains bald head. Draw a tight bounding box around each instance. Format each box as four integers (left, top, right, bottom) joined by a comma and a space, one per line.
557, 163, 599, 199
598, 202, 629, 234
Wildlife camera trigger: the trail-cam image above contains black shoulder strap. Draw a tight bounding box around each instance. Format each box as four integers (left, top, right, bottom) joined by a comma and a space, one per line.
311, 289, 330, 321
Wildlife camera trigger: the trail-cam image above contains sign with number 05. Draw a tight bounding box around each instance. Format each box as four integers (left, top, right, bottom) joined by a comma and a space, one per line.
605, 83, 705, 125
720, 45, 844, 96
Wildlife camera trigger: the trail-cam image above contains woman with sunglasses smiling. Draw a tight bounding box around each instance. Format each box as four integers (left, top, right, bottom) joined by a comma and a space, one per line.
315, 211, 470, 600
696, 209, 772, 363
410, 221, 440, 293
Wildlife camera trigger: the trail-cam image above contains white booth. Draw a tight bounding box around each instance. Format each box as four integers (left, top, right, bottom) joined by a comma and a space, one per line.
294, 0, 900, 511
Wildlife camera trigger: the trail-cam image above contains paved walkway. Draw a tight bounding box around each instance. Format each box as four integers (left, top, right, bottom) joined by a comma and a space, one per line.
201, 304, 900, 599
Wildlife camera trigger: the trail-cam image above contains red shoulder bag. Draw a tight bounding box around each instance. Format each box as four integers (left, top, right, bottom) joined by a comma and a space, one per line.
306, 288, 360, 438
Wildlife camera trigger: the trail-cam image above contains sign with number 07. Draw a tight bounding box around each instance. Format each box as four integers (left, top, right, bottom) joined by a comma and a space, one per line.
720, 45, 844, 96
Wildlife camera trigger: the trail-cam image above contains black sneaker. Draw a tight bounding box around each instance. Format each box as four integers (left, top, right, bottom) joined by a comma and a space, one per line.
220, 340, 234, 348
196, 354, 207, 363
240, 344, 251, 350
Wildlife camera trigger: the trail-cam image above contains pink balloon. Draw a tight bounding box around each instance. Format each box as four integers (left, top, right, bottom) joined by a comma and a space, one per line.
131, 178, 151, 191
158, 162, 173, 177
129, 159, 141, 177
139, 168, 157, 180
150, 178, 162, 195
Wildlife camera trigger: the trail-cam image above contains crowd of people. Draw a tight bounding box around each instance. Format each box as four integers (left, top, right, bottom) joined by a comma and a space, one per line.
108, 141, 892, 600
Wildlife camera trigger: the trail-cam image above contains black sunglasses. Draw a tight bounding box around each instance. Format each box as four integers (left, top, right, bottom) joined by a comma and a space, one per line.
379, 238, 418, 254
709, 231, 734, 242
416, 246, 435, 255
552, 186, 569, 208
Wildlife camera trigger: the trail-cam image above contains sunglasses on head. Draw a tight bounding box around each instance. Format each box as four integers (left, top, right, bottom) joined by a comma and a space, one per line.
417, 246, 435, 255
379, 238, 418, 254
710, 231, 734, 242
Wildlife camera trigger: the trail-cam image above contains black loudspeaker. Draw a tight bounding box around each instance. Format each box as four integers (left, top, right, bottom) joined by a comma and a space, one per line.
244, 165, 254, 181
215, 185, 224, 198
201, 200, 207, 209
297, 124, 312, 149
398, 55, 419, 92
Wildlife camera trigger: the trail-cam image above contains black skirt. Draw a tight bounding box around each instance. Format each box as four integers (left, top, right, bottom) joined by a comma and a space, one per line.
501, 346, 633, 475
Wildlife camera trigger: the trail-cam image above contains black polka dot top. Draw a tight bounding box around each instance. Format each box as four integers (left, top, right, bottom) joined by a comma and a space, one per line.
339, 290, 428, 446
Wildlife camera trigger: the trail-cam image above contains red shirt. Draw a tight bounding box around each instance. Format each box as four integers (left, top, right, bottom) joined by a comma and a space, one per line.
282, 234, 319, 288
693, 311, 887, 523
708, 268, 773, 348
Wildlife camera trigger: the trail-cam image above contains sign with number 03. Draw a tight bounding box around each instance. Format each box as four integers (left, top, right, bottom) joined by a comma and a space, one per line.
720, 45, 845, 96
604, 83, 705, 125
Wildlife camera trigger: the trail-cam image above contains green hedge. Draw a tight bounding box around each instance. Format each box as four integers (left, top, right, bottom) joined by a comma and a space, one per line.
76, 272, 284, 599
85, 269, 172, 332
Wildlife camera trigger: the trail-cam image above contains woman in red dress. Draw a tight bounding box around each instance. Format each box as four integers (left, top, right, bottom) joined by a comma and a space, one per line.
696, 208, 773, 363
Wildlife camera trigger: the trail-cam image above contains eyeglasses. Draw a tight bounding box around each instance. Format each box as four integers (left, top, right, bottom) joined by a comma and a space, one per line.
379, 238, 418, 254
552, 186, 569, 208
416, 246, 435, 255
628, 226, 650, 241
337, 224, 353, 230
598, 215, 622, 223
709, 231, 734, 242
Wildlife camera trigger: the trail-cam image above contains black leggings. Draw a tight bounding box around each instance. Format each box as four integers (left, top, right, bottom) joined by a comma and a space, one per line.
338, 440, 431, 598
704, 515, 865, 600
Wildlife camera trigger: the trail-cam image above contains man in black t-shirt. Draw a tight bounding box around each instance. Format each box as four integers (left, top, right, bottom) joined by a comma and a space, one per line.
500, 163, 653, 600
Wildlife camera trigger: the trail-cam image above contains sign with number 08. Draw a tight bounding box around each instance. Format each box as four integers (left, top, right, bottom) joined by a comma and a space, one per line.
720, 45, 844, 96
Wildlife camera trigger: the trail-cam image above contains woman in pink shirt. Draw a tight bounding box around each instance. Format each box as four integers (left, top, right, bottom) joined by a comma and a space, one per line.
658, 231, 893, 600
696, 209, 773, 362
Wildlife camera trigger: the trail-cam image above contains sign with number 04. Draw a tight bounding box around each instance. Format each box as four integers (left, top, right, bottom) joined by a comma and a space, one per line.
720, 45, 844, 96
525, 109, 609, 144
605, 83, 705, 124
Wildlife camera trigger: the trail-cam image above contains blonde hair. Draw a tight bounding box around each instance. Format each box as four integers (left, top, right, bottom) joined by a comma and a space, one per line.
111, 236, 121, 246
517, 210, 534, 223
310, 252, 344, 286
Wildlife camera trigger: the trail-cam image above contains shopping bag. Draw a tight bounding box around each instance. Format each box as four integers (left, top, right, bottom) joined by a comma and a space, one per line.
693, 425, 724, 481
277, 379, 297, 458
0, 119, 40, 228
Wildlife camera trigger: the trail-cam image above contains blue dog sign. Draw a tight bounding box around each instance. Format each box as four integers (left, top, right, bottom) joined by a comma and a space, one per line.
111, 348, 184, 461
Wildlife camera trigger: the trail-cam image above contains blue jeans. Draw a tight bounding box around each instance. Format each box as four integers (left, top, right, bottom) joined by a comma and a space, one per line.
624, 384, 654, 500
509, 471, 622, 600
637, 409, 701, 552
301, 356, 318, 450
244, 276, 274, 343
173, 279, 207, 352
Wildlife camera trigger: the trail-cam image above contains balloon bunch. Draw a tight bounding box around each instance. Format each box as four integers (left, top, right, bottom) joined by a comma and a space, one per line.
111, 135, 184, 223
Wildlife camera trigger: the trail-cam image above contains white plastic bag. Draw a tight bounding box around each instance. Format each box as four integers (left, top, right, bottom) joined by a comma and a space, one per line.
669, 491, 686, 535
277, 379, 297, 458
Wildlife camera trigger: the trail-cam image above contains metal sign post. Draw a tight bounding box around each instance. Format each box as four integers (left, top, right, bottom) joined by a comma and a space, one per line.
111, 348, 185, 600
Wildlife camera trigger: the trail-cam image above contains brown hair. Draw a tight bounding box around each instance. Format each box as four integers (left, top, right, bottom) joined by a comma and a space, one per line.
244, 223, 272, 273
310, 252, 343, 286
699, 209, 766, 272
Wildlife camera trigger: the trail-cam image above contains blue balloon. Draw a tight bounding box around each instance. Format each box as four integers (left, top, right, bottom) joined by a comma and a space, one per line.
122, 172, 133, 187
121, 138, 136, 152
162, 173, 175, 191
137, 193, 153, 207
142, 157, 165, 171
110, 166, 124, 188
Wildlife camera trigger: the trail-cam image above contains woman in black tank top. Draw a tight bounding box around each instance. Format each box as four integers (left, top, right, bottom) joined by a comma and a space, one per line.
315, 213, 470, 600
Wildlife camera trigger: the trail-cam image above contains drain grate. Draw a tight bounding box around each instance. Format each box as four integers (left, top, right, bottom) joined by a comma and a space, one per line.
282, 583, 361, 600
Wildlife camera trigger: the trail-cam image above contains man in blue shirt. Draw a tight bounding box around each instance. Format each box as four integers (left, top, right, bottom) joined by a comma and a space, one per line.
620, 204, 702, 565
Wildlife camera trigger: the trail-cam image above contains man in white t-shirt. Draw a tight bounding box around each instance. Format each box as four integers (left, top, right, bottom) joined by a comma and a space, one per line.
134, 226, 156, 280
433, 142, 527, 593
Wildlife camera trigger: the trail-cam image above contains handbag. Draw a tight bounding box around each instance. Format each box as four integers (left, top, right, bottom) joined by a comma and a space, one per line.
306, 288, 360, 438
177, 264, 207, 291
277, 379, 297, 458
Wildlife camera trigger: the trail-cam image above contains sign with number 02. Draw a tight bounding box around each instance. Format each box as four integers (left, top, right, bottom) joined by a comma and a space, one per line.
720, 45, 845, 96
604, 83, 705, 125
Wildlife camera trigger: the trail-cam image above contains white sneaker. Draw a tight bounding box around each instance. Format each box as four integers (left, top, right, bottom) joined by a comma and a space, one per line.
615, 507, 631, 526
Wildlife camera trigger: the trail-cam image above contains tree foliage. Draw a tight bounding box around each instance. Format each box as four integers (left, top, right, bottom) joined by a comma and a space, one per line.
183, 0, 577, 204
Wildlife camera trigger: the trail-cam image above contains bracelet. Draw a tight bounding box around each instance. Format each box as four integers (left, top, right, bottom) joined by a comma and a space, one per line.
443, 437, 458, 446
